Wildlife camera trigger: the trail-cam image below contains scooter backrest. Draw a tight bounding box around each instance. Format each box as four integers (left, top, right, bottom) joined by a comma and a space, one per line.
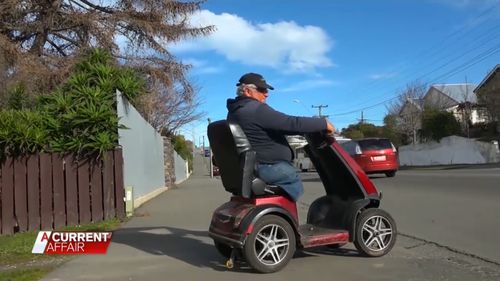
207, 120, 255, 198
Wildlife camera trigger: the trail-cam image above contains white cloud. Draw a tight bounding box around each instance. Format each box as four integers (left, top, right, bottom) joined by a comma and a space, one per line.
280, 79, 337, 93
171, 10, 334, 72
182, 58, 224, 74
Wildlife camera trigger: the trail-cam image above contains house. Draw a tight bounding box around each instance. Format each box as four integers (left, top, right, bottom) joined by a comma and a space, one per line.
423, 83, 488, 125
474, 64, 500, 132
397, 83, 489, 142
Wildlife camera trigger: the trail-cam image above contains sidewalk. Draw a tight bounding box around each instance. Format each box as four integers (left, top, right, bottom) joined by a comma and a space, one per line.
41, 155, 232, 281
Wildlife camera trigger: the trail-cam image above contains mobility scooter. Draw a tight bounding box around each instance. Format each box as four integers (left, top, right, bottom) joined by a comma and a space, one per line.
207, 120, 397, 273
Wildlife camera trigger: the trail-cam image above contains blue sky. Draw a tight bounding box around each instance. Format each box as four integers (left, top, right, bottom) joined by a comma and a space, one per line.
170, 0, 500, 146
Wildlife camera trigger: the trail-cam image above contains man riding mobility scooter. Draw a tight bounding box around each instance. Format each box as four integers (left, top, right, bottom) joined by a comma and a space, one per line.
207, 120, 397, 273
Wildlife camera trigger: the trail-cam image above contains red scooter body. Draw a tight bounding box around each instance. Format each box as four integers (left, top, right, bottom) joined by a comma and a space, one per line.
208, 121, 396, 273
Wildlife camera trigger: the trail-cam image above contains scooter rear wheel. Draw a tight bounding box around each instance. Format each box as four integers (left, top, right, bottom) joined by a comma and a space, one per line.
243, 215, 296, 273
354, 208, 396, 257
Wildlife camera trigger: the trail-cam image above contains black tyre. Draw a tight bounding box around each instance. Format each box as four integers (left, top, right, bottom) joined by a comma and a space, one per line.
214, 241, 232, 258
354, 208, 396, 257
385, 171, 396, 177
243, 215, 296, 273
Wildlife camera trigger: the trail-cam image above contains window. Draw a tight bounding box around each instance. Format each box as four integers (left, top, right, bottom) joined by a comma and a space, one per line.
357, 139, 392, 151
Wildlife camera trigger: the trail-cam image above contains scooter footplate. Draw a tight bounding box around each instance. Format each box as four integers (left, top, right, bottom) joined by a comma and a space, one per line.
298, 224, 349, 248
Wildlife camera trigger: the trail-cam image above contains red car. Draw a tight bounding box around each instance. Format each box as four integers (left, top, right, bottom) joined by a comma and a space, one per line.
340, 138, 399, 177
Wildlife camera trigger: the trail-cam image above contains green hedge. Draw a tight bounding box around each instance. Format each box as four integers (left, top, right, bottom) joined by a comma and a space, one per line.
0, 49, 144, 159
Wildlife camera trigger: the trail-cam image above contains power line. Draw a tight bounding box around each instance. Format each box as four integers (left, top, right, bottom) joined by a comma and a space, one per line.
332, 5, 500, 111
333, 41, 500, 116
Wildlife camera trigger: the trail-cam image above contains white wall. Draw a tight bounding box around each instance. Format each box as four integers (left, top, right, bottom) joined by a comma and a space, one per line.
174, 150, 189, 184
116, 91, 166, 203
399, 136, 500, 166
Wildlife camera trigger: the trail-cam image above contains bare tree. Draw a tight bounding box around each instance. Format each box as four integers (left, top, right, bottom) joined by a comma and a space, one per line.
0, 0, 214, 131
137, 78, 205, 134
456, 82, 476, 138
386, 80, 427, 144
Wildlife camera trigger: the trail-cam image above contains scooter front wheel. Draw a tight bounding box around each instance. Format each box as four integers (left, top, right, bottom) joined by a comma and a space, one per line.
354, 208, 396, 257
243, 215, 296, 273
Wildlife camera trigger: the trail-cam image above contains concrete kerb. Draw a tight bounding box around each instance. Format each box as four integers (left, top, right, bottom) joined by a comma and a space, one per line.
399, 162, 500, 170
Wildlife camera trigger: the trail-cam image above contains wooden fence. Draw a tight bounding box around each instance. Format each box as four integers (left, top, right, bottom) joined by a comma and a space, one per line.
0, 149, 125, 235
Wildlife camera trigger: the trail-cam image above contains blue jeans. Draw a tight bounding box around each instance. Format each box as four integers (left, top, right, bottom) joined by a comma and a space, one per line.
257, 162, 303, 201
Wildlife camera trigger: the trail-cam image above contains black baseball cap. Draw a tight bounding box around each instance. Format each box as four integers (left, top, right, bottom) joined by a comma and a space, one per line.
236, 73, 274, 90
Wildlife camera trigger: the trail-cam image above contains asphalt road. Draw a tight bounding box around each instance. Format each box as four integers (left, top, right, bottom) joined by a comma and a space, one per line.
299, 167, 500, 264
42, 158, 500, 281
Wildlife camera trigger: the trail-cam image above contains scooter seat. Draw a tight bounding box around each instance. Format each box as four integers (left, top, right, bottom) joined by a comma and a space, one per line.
251, 178, 288, 197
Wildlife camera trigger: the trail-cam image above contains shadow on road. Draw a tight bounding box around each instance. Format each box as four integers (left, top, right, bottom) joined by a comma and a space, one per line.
111, 226, 232, 271
301, 246, 360, 257
110, 226, 360, 272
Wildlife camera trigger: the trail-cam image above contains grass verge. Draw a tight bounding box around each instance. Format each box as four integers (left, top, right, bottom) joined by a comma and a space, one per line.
0, 218, 124, 281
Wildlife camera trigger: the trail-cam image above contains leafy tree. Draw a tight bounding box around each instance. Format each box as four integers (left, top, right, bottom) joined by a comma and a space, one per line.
382, 114, 404, 147
342, 122, 382, 139
0, 49, 145, 158
342, 129, 364, 140
0, 110, 47, 159
0, 0, 214, 132
171, 134, 193, 171
420, 109, 461, 142
341, 119, 404, 147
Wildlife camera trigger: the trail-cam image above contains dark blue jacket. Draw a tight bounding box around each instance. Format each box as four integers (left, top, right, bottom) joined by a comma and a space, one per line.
227, 96, 327, 164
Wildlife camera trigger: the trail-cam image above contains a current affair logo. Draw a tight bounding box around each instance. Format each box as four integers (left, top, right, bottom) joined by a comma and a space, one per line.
32, 231, 113, 254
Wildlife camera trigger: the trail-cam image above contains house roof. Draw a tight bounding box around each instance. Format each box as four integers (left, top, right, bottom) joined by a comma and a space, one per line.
474, 64, 500, 93
430, 83, 477, 103
398, 98, 423, 116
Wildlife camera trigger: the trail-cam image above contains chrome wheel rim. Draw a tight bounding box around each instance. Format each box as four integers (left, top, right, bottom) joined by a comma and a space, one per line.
254, 224, 290, 265
361, 215, 393, 252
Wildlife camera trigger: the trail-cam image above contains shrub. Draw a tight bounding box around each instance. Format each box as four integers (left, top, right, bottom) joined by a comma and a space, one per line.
421, 110, 461, 142
171, 135, 193, 171
0, 49, 145, 158
0, 110, 48, 159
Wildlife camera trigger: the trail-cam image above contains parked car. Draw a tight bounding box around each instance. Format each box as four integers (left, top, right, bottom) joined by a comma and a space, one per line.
212, 155, 220, 176
213, 165, 220, 177
340, 138, 399, 177
293, 145, 316, 172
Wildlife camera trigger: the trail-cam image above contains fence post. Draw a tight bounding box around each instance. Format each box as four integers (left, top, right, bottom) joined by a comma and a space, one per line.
1, 158, 15, 234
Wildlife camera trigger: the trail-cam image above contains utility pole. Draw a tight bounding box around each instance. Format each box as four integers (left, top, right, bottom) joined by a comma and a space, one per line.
465, 76, 470, 138
311, 104, 328, 117
191, 127, 196, 158
208, 118, 213, 178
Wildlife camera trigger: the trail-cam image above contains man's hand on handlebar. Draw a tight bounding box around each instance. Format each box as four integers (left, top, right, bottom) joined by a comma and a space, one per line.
326, 119, 336, 135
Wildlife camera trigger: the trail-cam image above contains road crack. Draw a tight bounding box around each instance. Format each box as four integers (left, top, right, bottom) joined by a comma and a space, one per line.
399, 232, 500, 267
